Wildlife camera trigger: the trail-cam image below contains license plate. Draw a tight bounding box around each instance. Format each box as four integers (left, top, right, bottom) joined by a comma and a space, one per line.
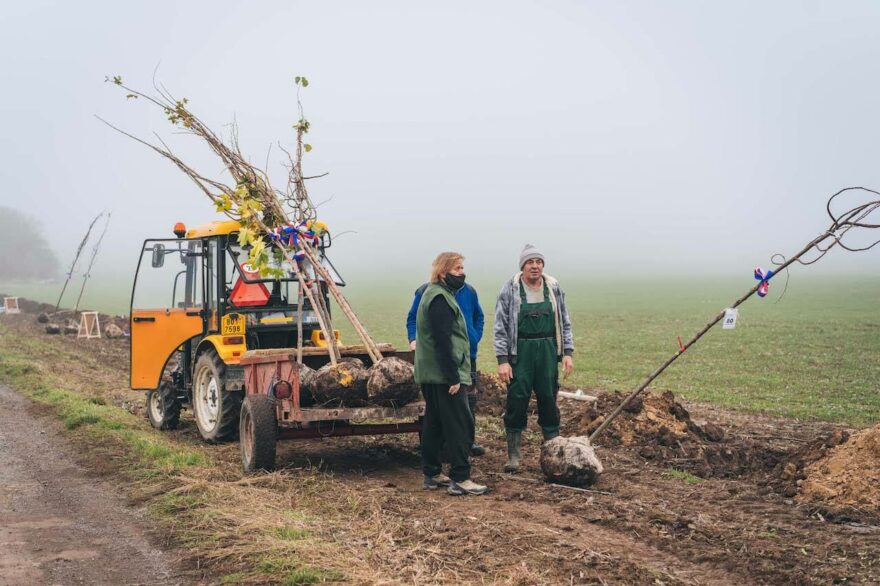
221, 313, 245, 335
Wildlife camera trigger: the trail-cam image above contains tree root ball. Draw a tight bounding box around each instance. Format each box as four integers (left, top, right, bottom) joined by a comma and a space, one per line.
104, 323, 125, 338
298, 364, 317, 407
310, 358, 369, 407
366, 357, 419, 407
540, 436, 604, 487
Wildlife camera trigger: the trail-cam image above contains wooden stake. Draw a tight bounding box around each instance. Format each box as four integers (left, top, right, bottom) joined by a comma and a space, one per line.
296, 282, 304, 365
297, 243, 382, 363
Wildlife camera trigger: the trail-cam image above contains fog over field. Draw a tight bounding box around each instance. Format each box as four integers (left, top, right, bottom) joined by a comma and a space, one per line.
2, 1, 880, 293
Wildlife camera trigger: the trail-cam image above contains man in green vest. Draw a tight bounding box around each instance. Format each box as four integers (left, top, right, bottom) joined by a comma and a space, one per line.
494, 244, 575, 473
414, 252, 489, 496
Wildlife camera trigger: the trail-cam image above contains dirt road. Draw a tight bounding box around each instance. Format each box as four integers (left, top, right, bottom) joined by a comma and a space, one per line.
0, 383, 180, 586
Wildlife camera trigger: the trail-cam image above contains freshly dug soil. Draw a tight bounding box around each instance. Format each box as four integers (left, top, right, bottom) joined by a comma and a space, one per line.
576, 390, 724, 445
475, 371, 507, 416
578, 390, 808, 483
800, 424, 880, 513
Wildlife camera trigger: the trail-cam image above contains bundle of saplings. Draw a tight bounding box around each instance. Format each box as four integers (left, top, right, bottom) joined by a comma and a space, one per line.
105, 76, 419, 406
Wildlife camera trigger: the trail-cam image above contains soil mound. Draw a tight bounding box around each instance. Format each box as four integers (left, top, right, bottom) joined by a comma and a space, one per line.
577, 391, 793, 480
475, 371, 507, 416
576, 390, 723, 446
799, 424, 880, 513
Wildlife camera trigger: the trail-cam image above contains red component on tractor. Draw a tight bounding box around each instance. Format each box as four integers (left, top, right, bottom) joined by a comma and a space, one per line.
230, 265, 270, 307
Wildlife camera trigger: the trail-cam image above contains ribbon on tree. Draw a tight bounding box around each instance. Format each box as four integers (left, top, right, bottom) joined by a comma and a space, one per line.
269, 222, 319, 252
753, 266, 775, 298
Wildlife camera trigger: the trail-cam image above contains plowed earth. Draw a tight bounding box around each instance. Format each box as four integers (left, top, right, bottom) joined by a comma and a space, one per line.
3, 308, 880, 584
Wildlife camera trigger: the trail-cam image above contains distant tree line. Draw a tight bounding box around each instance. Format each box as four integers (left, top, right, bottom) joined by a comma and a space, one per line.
0, 206, 60, 280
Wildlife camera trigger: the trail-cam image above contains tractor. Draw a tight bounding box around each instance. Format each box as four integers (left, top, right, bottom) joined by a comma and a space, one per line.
131, 220, 421, 467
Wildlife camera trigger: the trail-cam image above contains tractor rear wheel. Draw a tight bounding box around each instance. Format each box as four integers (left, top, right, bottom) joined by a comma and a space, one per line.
146, 382, 181, 431
240, 394, 277, 472
192, 350, 242, 443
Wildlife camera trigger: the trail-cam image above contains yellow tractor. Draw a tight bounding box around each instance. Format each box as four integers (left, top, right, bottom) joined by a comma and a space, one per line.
131, 219, 360, 442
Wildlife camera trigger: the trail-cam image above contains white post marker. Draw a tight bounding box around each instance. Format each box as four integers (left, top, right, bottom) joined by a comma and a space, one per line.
722, 308, 738, 330
77, 311, 101, 339
557, 389, 598, 403
3, 297, 20, 314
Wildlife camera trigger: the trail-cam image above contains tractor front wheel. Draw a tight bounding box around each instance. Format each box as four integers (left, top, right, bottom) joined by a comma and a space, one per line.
192, 350, 242, 443
146, 382, 181, 431
240, 394, 277, 472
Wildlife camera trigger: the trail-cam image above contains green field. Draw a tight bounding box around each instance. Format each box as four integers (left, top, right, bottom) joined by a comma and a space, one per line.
336, 275, 880, 426
4, 275, 879, 425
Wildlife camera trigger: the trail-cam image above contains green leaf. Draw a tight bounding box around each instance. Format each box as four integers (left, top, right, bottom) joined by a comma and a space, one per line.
301, 77, 309, 87
213, 195, 232, 212
238, 227, 256, 247
304, 144, 312, 153
125, 93, 138, 100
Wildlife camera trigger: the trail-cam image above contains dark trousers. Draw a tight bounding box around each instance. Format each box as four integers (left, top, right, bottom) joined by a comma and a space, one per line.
462, 361, 479, 445
421, 383, 473, 482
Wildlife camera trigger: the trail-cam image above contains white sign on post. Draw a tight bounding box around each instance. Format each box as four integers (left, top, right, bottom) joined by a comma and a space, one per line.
722, 308, 738, 330
3, 297, 20, 315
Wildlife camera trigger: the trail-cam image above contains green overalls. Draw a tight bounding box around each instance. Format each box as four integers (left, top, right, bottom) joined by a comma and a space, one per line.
503, 280, 561, 434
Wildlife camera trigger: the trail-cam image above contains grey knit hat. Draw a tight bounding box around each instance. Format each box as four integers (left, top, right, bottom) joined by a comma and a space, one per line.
519, 244, 545, 268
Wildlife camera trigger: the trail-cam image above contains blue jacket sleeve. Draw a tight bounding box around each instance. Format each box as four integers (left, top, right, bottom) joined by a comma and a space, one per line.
473, 287, 484, 344
406, 286, 425, 342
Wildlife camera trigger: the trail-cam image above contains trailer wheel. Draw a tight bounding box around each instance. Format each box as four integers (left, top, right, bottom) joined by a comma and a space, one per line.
240, 394, 277, 473
192, 350, 242, 443
146, 382, 181, 430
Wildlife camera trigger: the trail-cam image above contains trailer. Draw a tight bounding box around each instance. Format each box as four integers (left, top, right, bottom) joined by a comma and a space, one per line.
238, 348, 424, 472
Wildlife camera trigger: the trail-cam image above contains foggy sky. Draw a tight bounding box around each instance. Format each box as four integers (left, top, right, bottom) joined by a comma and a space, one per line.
2, 1, 879, 286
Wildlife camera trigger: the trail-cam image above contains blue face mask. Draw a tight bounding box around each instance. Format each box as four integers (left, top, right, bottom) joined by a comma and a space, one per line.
444, 274, 466, 290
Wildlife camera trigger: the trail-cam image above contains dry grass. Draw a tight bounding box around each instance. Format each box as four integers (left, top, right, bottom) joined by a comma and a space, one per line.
0, 316, 542, 583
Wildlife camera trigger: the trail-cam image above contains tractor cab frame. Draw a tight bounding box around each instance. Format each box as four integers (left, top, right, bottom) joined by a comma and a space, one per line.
131, 220, 347, 441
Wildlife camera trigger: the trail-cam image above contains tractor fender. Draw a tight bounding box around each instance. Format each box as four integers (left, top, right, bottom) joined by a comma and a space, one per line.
194, 337, 245, 393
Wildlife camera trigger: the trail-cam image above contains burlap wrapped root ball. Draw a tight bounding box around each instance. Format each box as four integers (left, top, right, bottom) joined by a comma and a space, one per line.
366, 357, 420, 407
297, 364, 317, 406
540, 436, 603, 487
310, 358, 369, 407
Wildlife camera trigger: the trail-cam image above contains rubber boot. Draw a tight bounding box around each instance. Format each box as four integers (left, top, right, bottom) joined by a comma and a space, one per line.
542, 429, 559, 441
504, 431, 522, 473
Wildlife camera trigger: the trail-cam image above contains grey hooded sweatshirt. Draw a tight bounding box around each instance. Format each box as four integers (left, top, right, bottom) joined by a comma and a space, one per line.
493, 272, 574, 365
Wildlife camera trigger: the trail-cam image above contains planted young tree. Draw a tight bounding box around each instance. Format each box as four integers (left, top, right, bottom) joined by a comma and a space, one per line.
55, 211, 104, 312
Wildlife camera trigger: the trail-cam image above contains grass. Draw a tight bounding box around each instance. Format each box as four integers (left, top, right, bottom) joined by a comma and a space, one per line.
666, 468, 703, 484
6, 274, 880, 425
0, 343, 210, 472
334, 275, 880, 426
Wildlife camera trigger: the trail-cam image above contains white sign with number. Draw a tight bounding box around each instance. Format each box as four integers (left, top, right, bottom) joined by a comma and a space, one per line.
722, 308, 738, 330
